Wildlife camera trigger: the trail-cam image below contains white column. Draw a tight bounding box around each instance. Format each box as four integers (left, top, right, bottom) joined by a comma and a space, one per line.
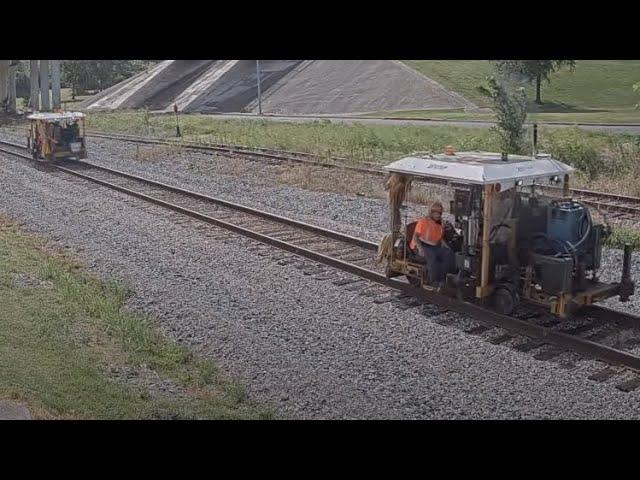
51, 60, 61, 109
7, 63, 16, 113
40, 60, 50, 111
30, 60, 40, 111
0, 60, 8, 109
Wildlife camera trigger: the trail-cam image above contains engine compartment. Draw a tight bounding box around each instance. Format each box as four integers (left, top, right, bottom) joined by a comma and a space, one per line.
448, 185, 633, 313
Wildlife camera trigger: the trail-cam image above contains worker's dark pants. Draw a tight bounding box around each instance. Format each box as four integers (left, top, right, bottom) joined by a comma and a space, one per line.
413, 242, 455, 284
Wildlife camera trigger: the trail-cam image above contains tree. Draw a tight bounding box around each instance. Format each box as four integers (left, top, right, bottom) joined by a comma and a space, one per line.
62, 61, 90, 99
61, 60, 157, 98
14, 60, 30, 99
477, 76, 528, 154
494, 60, 576, 104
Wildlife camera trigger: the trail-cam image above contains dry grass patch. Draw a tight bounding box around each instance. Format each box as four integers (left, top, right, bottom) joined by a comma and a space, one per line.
133, 143, 186, 164
278, 164, 387, 199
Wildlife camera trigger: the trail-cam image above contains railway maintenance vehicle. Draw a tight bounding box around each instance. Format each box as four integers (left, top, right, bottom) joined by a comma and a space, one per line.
380, 148, 635, 317
27, 112, 87, 161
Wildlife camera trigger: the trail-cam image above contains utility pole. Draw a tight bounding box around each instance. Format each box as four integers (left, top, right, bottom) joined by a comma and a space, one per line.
173, 103, 181, 137
256, 60, 262, 115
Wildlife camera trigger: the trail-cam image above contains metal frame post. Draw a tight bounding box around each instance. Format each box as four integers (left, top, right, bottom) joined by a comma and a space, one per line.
476, 183, 494, 299
563, 174, 570, 198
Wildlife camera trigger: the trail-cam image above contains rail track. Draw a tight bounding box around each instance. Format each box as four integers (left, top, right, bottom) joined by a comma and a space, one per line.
1, 137, 640, 391
86, 130, 640, 222
6, 127, 640, 220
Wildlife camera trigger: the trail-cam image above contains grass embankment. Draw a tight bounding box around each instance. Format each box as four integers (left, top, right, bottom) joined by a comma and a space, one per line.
400, 60, 640, 124
362, 109, 640, 124
0, 216, 271, 419
87, 112, 640, 195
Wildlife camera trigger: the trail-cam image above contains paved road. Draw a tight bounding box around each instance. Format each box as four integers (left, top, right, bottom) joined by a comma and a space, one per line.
0, 401, 31, 420
186, 113, 640, 135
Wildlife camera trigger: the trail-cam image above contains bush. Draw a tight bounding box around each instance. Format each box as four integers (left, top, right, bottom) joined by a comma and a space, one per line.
605, 227, 640, 250
477, 76, 528, 154
543, 129, 604, 179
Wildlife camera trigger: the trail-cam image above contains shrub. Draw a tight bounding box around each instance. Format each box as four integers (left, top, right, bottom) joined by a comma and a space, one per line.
543, 129, 604, 179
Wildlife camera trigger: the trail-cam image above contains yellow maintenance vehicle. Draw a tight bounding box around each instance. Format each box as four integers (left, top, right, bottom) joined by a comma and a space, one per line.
27, 112, 87, 161
381, 149, 634, 317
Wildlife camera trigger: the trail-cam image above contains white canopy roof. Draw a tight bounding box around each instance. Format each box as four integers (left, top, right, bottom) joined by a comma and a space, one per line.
384, 151, 574, 190
27, 112, 85, 121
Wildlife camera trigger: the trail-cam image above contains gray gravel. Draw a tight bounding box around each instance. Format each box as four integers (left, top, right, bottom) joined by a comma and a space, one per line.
1, 132, 640, 419
85, 134, 640, 314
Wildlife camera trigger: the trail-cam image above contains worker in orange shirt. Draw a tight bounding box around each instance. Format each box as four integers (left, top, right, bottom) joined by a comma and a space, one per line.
410, 202, 455, 286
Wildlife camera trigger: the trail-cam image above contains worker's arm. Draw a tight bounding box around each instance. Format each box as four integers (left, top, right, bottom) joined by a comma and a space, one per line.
412, 232, 425, 256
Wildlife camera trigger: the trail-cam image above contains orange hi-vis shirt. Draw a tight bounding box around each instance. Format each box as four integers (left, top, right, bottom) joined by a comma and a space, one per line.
410, 217, 444, 250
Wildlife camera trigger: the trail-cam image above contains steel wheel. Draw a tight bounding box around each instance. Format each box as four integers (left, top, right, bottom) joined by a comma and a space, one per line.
493, 287, 518, 316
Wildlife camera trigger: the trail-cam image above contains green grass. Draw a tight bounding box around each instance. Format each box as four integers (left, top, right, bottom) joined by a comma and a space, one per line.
61, 87, 90, 107
524, 61, 640, 110
85, 112, 640, 197
87, 111, 506, 164
604, 227, 640, 250
360, 109, 495, 121
0, 216, 271, 419
402, 60, 640, 123
14, 88, 88, 112
403, 60, 494, 107
361, 109, 640, 125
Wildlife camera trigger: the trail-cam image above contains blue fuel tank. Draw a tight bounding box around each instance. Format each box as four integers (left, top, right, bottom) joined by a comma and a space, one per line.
547, 201, 586, 245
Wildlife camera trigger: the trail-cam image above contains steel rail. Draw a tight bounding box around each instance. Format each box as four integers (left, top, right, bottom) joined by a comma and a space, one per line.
2, 138, 640, 373
85, 131, 640, 216
5, 132, 640, 217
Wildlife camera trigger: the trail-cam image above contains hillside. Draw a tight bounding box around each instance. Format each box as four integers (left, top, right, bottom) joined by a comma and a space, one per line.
79, 60, 476, 115
403, 60, 640, 122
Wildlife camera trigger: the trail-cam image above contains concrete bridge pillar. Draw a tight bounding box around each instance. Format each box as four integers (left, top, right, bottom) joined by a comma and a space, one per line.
30, 60, 40, 111
51, 60, 61, 109
7, 63, 16, 113
39, 60, 50, 111
0, 60, 8, 109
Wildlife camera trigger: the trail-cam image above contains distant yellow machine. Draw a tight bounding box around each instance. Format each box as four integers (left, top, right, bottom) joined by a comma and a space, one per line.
27, 112, 87, 161
381, 149, 634, 317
